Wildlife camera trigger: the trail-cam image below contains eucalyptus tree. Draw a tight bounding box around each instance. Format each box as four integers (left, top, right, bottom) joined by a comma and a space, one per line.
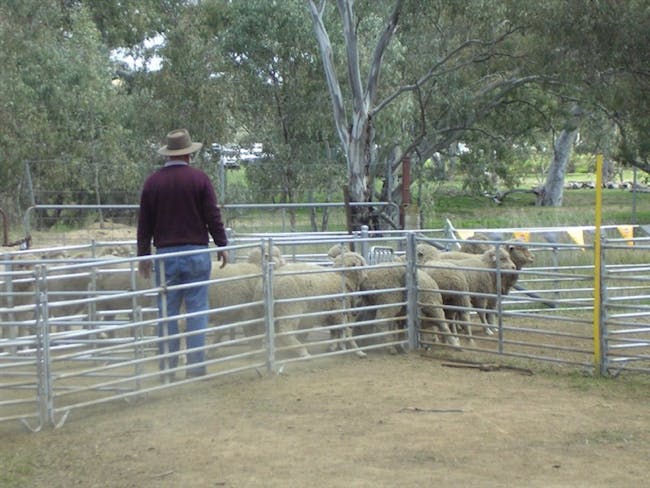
198, 0, 344, 213
307, 0, 554, 227
505, 0, 650, 205
0, 1, 137, 222
309, 0, 650, 216
147, 4, 230, 148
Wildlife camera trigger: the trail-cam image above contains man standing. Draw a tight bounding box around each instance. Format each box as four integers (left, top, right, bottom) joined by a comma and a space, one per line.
137, 128, 228, 380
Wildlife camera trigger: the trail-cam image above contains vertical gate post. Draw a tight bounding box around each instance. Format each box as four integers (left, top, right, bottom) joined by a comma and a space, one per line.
593, 154, 605, 376
358, 225, 369, 263
405, 232, 419, 351
22, 265, 47, 432
35, 265, 53, 429
495, 242, 504, 354
597, 235, 608, 376
262, 239, 276, 374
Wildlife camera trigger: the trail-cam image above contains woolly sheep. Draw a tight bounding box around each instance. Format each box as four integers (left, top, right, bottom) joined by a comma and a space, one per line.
326, 243, 350, 261
207, 261, 265, 345
441, 247, 517, 336
501, 241, 535, 294
246, 245, 286, 266
1, 254, 128, 339
458, 233, 492, 254
418, 259, 475, 344
440, 239, 535, 296
356, 262, 460, 353
208, 244, 285, 344
1, 258, 38, 339
439, 240, 535, 319
93, 260, 156, 329
257, 251, 369, 358
415, 243, 441, 263
483, 241, 535, 333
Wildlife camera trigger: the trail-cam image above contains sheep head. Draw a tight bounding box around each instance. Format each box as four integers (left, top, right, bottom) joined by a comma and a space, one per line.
247, 245, 285, 266
332, 251, 368, 290
482, 247, 516, 271
507, 242, 534, 270
327, 243, 350, 261
459, 233, 492, 254
415, 243, 440, 264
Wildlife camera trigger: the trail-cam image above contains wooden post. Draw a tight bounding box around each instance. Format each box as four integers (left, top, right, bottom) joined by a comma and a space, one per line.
400, 155, 411, 229
343, 185, 355, 252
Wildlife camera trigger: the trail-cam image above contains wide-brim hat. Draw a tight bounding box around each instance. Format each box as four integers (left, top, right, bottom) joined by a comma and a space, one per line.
157, 128, 203, 156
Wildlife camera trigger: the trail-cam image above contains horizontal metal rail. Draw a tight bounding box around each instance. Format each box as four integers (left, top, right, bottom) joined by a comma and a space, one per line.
3, 228, 650, 431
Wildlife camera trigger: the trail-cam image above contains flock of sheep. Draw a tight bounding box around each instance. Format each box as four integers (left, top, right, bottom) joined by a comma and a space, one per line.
207, 234, 534, 358
1, 234, 535, 361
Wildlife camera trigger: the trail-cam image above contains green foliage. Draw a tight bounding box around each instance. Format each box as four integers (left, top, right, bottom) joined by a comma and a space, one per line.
85, 0, 186, 48
0, 1, 140, 213
0, 0, 648, 226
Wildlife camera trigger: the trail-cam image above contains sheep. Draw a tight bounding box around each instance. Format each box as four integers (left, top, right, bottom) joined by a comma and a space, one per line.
458, 233, 492, 254
258, 251, 369, 358
415, 243, 441, 263
506, 241, 534, 270
441, 247, 517, 336
327, 243, 350, 261
501, 240, 535, 294
438, 239, 535, 309
246, 245, 286, 267
418, 259, 475, 344
1, 258, 39, 341
206, 244, 285, 344
207, 261, 265, 345
356, 262, 460, 353
92, 260, 156, 336
1, 253, 118, 341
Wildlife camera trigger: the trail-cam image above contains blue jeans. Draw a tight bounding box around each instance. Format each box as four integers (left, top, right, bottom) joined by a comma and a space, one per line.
155, 245, 211, 374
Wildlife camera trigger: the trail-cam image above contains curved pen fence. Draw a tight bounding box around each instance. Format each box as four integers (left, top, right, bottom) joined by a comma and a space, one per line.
2, 226, 649, 431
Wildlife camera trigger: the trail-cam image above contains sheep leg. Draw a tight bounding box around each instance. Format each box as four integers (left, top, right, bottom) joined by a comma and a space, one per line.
475, 298, 496, 336
456, 309, 475, 346
375, 308, 403, 354
443, 299, 473, 346
342, 325, 367, 358
326, 325, 343, 353
484, 298, 499, 335
428, 315, 461, 348
326, 325, 366, 357
444, 310, 460, 337
276, 318, 310, 358
335, 312, 367, 358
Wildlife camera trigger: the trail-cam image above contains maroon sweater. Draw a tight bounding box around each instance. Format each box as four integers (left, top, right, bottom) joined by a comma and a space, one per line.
137, 163, 228, 256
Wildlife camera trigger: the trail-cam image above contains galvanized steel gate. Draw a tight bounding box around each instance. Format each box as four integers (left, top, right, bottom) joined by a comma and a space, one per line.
2, 229, 649, 431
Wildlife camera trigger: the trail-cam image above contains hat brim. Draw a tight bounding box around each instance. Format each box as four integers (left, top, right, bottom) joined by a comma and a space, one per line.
157, 141, 203, 156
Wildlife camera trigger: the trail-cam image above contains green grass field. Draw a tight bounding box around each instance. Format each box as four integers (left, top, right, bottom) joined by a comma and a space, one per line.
426, 186, 650, 230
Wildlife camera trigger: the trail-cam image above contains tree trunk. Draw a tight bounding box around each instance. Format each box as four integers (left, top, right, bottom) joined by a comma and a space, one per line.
538, 106, 584, 207
537, 128, 577, 206
308, 0, 402, 230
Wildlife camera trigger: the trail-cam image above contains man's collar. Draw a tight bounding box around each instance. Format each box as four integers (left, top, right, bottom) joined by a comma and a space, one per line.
164, 160, 189, 167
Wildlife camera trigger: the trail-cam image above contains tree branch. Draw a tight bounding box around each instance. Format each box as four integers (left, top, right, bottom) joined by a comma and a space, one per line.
372, 24, 523, 118
337, 0, 364, 114
307, 0, 349, 147
366, 0, 403, 107
372, 38, 485, 117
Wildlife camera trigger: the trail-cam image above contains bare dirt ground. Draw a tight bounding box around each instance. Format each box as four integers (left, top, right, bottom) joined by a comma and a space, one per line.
2, 352, 650, 488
